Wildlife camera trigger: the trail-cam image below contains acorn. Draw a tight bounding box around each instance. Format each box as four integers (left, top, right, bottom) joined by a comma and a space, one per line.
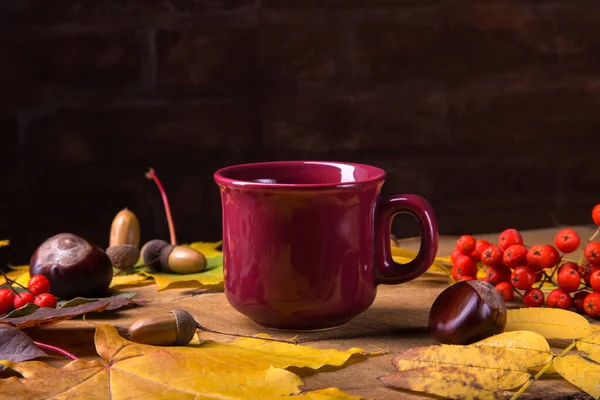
428, 280, 507, 345
141, 239, 206, 274
106, 208, 141, 271
109, 208, 140, 248
127, 309, 297, 346
128, 309, 198, 346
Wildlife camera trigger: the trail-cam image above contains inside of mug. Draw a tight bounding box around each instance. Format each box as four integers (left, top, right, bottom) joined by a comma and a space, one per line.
218, 161, 385, 185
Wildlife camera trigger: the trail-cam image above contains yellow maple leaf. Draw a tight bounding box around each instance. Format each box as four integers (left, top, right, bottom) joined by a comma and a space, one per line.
0, 265, 29, 287
505, 308, 592, 340
0, 324, 367, 399
553, 354, 600, 399
184, 240, 223, 258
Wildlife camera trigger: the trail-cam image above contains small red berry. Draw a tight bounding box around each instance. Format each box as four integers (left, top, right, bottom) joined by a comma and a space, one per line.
546, 289, 573, 310
554, 228, 581, 254
475, 239, 491, 254
0, 291, 14, 314
583, 292, 600, 318
453, 254, 478, 278
510, 266, 536, 290
13, 292, 36, 309
450, 248, 462, 263
451, 265, 462, 282
557, 267, 582, 293
470, 250, 481, 261
573, 291, 591, 314
527, 244, 559, 270
590, 269, 600, 293
523, 288, 544, 308
486, 265, 512, 286
498, 229, 523, 250
558, 261, 579, 275
481, 245, 504, 267
456, 235, 476, 255
459, 275, 476, 281
503, 244, 528, 269
579, 263, 600, 285
27, 275, 51, 296
34, 293, 57, 308
584, 242, 600, 266
0, 288, 16, 309
592, 204, 600, 226
495, 282, 514, 301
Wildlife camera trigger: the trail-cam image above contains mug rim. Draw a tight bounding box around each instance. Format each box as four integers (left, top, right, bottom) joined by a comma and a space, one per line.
214, 160, 386, 190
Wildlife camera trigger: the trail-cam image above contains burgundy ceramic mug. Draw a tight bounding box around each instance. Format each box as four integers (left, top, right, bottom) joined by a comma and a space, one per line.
214, 161, 438, 331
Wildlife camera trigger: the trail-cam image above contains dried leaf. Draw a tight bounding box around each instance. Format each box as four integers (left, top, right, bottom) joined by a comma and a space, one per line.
392, 247, 451, 275
0, 296, 140, 329
577, 329, 600, 363
378, 366, 504, 400
1, 303, 39, 319
474, 330, 553, 370
59, 293, 144, 311
109, 274, 154, 289
140, 241, 224, 290
505, 308, 592, 340
0, 324, 367, 399
392, 345, 532, 390
554, 354, 600, 399
0, 325, 47, 362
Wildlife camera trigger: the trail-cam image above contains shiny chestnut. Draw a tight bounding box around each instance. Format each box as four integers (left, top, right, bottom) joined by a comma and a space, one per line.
29, 233, 113, 299
428, 280, 507, 345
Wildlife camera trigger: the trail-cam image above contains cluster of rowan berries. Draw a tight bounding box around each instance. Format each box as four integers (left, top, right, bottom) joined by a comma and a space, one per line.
450, 204, 600, 318
0, 274, 57, 315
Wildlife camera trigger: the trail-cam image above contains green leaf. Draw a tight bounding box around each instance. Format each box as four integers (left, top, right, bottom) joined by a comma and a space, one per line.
0, 303, 39, 319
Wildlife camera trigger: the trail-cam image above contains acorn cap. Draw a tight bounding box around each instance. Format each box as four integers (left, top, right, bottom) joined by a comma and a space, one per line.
159, 244, 177, 273
141, 239, 170, 271
171, 309, 198, 345
106, 244, 140, 271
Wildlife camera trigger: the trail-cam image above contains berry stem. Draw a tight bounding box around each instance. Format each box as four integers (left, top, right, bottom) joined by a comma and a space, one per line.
195, 322, 298, 345
33, 341, 79, 360
577, 226, 600, 266
145, 168, 177, 245
512, 287, 524, 299
509, 340, 577, 400
0, 269, 35, 296
588, 227, 600, 243
537, 259, 561, 289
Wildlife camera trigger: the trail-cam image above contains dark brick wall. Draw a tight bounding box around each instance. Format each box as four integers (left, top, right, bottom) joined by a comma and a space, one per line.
1, 1, 600, 264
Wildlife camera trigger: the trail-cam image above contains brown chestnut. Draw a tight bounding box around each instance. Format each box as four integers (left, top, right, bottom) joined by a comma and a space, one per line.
428, 280, 507, 345
29, 233, 113, 299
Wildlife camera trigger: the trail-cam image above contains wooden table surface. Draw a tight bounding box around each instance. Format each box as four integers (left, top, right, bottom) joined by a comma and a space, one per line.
20, 226, 600, 400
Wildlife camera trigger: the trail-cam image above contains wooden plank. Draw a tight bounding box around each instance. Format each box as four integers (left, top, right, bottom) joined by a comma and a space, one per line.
20, 225, 600, 399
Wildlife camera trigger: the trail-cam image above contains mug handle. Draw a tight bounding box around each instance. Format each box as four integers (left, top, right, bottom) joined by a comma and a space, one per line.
374, 194, 439, 285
